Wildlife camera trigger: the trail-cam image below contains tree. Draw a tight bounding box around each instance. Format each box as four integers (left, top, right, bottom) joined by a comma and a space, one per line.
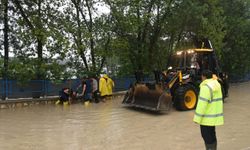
1, 0, 248, 83
105, 0, 226, 75
58, 0, 112, 77
106, 0, 174, 72
12, 0, 66, 79
220, 0, 250, 77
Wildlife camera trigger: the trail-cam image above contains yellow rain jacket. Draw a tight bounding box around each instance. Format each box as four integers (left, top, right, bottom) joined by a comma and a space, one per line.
107, 77, 114, 96
193, 78, 224, 126
99, 76, 108, 96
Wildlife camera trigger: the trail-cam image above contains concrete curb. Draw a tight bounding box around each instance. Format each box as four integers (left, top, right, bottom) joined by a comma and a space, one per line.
0, 91, 127, 109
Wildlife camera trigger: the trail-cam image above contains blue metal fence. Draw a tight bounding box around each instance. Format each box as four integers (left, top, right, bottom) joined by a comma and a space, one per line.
1, 72, 249, 100
0, 77, 136, 99
229, 72, 250, 83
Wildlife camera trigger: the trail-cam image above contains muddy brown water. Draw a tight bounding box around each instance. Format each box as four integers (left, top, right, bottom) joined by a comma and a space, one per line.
1, 82, 250, 150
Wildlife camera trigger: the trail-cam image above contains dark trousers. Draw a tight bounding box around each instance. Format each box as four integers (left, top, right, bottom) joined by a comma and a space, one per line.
93, 90, 100, 103
200, 125, 217, 144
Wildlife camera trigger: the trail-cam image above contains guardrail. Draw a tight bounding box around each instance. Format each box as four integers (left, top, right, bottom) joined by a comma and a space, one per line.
1, 72, 249, 100
0, 78, 134, 100
0, 91, 127, 109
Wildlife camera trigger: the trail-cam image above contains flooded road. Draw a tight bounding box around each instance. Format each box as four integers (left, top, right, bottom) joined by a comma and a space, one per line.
1, 82, 250, 150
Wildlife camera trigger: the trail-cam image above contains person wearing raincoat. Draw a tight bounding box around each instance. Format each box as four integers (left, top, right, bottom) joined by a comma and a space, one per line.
99, 74, 108, 102
193, 70, 224, 150
106, 75, 115, 97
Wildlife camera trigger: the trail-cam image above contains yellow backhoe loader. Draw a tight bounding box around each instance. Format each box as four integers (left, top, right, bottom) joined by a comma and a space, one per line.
122, 39, 229, 112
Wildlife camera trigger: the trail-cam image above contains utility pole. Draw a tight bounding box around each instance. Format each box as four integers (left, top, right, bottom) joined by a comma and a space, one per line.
3, 0, 9, 100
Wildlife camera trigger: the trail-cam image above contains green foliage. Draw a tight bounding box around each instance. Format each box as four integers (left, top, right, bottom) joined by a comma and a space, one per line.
1, 0, 250, 81
106, 0, 227, 74
7, 58, 36, 85
56, 0, 113, 76
220, 0, 250, 76
2, 57, 72, 85
0, 58, 4, 78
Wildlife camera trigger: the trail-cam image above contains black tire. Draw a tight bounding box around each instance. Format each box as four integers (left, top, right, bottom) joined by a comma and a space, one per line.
174, 84, 198, 111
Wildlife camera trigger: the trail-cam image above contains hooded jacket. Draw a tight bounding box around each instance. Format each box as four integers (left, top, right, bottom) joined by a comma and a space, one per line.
193, 78, 224, 126
107, 77, 114, 96
99, 75, 108, 96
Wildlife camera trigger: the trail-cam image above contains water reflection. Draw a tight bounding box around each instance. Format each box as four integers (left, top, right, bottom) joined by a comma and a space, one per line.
0, 97, 196, 150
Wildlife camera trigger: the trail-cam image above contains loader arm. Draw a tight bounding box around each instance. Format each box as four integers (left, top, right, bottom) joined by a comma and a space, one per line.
167, 71, 182, 89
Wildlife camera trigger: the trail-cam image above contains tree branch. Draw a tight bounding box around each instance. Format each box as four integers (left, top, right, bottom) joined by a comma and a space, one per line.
13, 0, 34, 30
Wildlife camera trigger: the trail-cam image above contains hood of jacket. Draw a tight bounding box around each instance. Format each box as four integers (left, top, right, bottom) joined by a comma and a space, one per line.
200, 78, 221, 92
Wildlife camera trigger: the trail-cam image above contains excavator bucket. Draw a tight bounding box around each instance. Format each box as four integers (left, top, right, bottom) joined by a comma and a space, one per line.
122, 82, 172, 112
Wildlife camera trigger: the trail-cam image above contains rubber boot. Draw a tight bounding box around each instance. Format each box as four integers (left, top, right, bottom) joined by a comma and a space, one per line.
55, 100, 60, 105
84, 101, 90, 106
205, 142, 217, 150
63, 101, 69, 106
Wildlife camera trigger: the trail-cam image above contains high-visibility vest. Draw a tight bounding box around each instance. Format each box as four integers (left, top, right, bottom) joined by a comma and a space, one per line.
193, 78, 224, 126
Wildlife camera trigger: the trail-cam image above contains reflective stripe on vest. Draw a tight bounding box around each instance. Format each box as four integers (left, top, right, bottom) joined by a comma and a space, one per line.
199, 96, 223, 103
195, 112, 223, 118
204, 84, 213, 100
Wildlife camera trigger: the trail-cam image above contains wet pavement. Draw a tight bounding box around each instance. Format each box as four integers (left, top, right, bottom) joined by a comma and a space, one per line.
1, 82, 250, 150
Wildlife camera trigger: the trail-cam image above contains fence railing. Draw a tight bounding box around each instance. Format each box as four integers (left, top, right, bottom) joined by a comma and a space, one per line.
0, 78, 136, 100
1, 72, 249, 100
229, 73, 250, 83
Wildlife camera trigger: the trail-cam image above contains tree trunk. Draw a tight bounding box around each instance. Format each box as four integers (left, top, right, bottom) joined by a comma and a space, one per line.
36, 0, 43, 79
3, 0, 9, 100
72, 0, 90, 71
36, 38, 43, 79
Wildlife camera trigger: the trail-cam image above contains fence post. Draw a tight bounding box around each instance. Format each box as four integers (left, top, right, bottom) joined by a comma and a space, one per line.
2, 79, 8, 100
6, 79, 8, 99
43, 80, 47, 98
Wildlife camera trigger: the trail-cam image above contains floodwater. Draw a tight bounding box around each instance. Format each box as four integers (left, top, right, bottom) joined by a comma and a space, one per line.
1, 82, 250, 150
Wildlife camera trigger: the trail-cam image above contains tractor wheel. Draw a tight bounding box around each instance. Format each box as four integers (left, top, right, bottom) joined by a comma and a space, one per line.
174, 84, 198, 111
